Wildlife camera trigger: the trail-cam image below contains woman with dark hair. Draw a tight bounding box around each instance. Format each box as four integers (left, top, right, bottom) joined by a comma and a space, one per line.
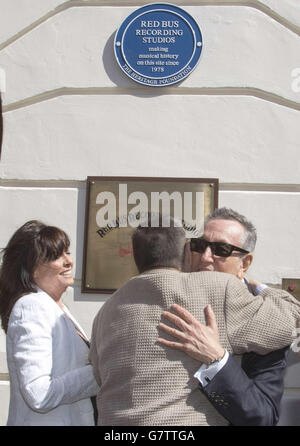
0, 220, 99, 426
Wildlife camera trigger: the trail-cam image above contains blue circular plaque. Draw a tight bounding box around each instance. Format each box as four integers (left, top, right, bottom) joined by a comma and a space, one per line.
114, 3, 203, 87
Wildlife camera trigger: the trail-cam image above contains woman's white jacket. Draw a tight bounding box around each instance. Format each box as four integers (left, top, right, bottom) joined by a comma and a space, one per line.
6, 289, 99, 426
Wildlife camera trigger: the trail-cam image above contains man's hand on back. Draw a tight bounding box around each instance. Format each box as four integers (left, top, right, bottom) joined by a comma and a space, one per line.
158, 304, 225, 365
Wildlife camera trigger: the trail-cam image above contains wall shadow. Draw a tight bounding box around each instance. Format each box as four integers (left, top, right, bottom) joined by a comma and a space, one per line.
102, 31, 185, 97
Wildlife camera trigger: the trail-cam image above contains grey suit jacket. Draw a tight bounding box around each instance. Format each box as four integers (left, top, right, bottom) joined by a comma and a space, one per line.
90, 269, 300, 426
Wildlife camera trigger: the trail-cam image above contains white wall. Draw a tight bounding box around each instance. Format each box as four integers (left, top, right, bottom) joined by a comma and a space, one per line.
0, 0, 300, 425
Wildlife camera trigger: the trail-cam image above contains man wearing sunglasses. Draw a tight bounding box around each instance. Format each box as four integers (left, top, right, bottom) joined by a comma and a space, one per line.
158, 207, 289, 425
91, 214, 300, 426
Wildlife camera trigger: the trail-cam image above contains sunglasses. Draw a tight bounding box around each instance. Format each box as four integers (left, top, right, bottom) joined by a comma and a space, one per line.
190, 238, 249, 258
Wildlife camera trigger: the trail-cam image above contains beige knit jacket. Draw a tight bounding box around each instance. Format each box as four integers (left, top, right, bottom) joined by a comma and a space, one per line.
89, 270, 300, 426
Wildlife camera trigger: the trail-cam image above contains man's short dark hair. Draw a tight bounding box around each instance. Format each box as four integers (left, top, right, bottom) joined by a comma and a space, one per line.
205, 207, 257, 252
132, 215, 186, 273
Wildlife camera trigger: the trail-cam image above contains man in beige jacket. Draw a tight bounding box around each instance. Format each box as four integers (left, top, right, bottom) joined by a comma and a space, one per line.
89, 220, 300, 426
